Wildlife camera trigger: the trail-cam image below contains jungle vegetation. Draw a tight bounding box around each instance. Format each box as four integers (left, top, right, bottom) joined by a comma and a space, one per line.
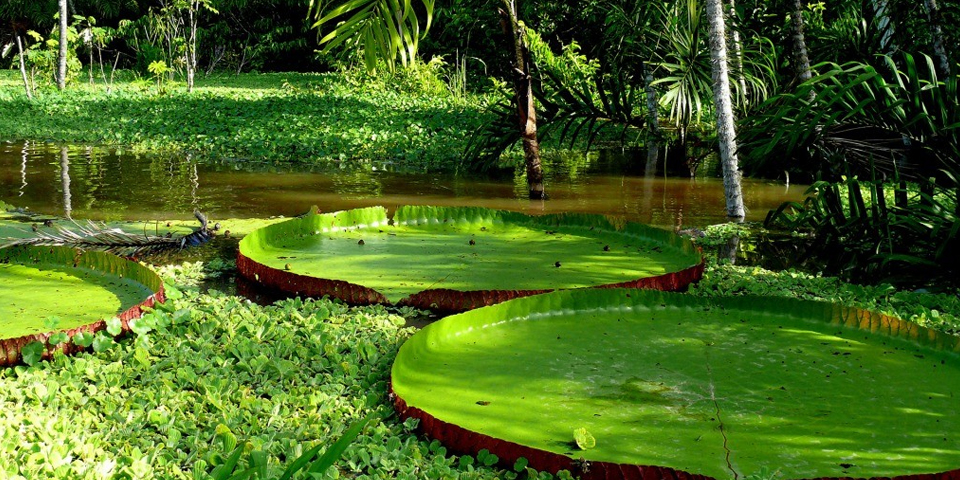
1, 1, 960, 478
3, 0, 958, 284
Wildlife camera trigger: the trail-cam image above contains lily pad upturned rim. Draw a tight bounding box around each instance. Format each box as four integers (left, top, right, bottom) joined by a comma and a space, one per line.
390, 288, 960, 480
0, 245, 166, 367
236, 205, 704, 313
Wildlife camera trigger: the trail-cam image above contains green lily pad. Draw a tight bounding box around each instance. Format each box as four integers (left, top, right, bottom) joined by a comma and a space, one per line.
391, 289, 960, 480
237, 206, 702, 312
0, 245, 165, 366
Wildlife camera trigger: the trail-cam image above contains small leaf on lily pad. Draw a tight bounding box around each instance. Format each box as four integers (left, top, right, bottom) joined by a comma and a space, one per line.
105, 316, 123, 336
48, 332, 69, 346
164, 283, 183, 300
92, 332, 115, 352
73, 331, 95, 348
573, 428, 596, 450
44, 316, 62, 330
21, 341, 44, 366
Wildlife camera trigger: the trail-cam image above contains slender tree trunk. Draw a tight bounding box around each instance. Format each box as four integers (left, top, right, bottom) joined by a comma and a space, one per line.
643, 62, 661, 176
706, 0, 745, 219
922, 0, 951, 77
15, 33, 32, 99
57, 0, 68, 90
60, 146, 72, 219
727, 0, 747, 99
789, 0, 813, 84
186, 2, 197, 92
500, 0, 544, 200
872, 0, 897, 55
871, 0, 910, 207
643, 63, 661, 139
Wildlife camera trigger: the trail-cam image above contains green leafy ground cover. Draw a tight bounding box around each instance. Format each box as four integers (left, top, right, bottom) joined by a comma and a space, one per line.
394, 288, 960, 479
1, 216, 958, 480
0, 71, 492, 172
0, 262, 557, 480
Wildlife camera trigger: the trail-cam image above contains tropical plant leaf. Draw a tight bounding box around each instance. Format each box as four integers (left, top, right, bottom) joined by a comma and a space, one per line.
0, 245, 165, 366
238, 206, 703, 313
392, 288, 960, 479
307, 0, 434, 72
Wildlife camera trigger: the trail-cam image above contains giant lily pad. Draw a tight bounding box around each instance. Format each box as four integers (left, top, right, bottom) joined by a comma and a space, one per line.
0, 245, 165, 366
237, 206, 702, 312
391, 289, 960, 480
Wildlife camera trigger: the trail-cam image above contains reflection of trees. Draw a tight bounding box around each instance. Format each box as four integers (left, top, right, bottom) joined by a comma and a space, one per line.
19, 141, 28, 198
147, 153, 203, 214
59, 146, 71, 219
332, 171, 383, 200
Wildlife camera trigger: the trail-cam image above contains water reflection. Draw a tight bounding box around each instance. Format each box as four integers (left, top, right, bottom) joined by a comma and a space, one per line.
0, 141, 807, 228
60, 146, 72, 219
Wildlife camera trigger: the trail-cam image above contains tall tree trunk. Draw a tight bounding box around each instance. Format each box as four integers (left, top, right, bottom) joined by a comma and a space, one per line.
871, 0, 897, 55
60, 146, 72, 219
871, 0, 910, 207
88, 42, 94, 84
15, 32, 32, 99
186, 2, 197, 92
922, 0, 951, 77
643, 62, 661, 175
57, 0, 68, 90
500, 0, 544, 200
789, 0, 813, 84
706, 0, 745, 219
727, 0, 747, 99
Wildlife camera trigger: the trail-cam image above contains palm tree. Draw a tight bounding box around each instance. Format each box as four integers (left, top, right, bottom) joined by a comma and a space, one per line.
705, 0, 745, 218
307, 0, 435, 72
922, 0, 951, 77
788, 0, 812, 84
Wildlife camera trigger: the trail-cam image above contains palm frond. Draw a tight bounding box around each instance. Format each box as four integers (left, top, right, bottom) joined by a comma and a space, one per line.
307, 0, 434, 72
1, 215, 217, 258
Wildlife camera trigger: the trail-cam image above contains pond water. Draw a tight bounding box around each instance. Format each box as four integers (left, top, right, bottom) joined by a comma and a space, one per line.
0, 141, 806, 229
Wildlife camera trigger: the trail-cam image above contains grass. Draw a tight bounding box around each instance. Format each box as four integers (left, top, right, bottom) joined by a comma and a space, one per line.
0, 70, 494, 173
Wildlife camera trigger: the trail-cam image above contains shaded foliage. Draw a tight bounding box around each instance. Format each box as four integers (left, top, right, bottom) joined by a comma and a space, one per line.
744, 52, 960, 286
740, 53, 959, 183
765, 178, 959, 287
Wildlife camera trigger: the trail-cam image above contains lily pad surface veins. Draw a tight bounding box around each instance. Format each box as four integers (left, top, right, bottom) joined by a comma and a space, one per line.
391, 289, 960, 480
237, 206, 703, 312
0, 245, 164, 365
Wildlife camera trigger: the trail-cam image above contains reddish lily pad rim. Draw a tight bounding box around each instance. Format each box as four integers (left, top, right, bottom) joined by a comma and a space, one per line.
390, 289, 960, 480
0, 245, 166, 367
236, 206, 704, 313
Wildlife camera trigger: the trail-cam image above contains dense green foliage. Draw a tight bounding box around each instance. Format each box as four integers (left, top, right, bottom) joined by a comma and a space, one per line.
0, 226, 956, 479
764, 179, 958, 286
692, 245, 960, 335
0, 71, 491, 171
0, 262, 545, 480
739, 53, 960, 285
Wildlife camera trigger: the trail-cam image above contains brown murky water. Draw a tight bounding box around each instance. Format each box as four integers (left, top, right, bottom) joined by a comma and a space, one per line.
0, 141, 807, 228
